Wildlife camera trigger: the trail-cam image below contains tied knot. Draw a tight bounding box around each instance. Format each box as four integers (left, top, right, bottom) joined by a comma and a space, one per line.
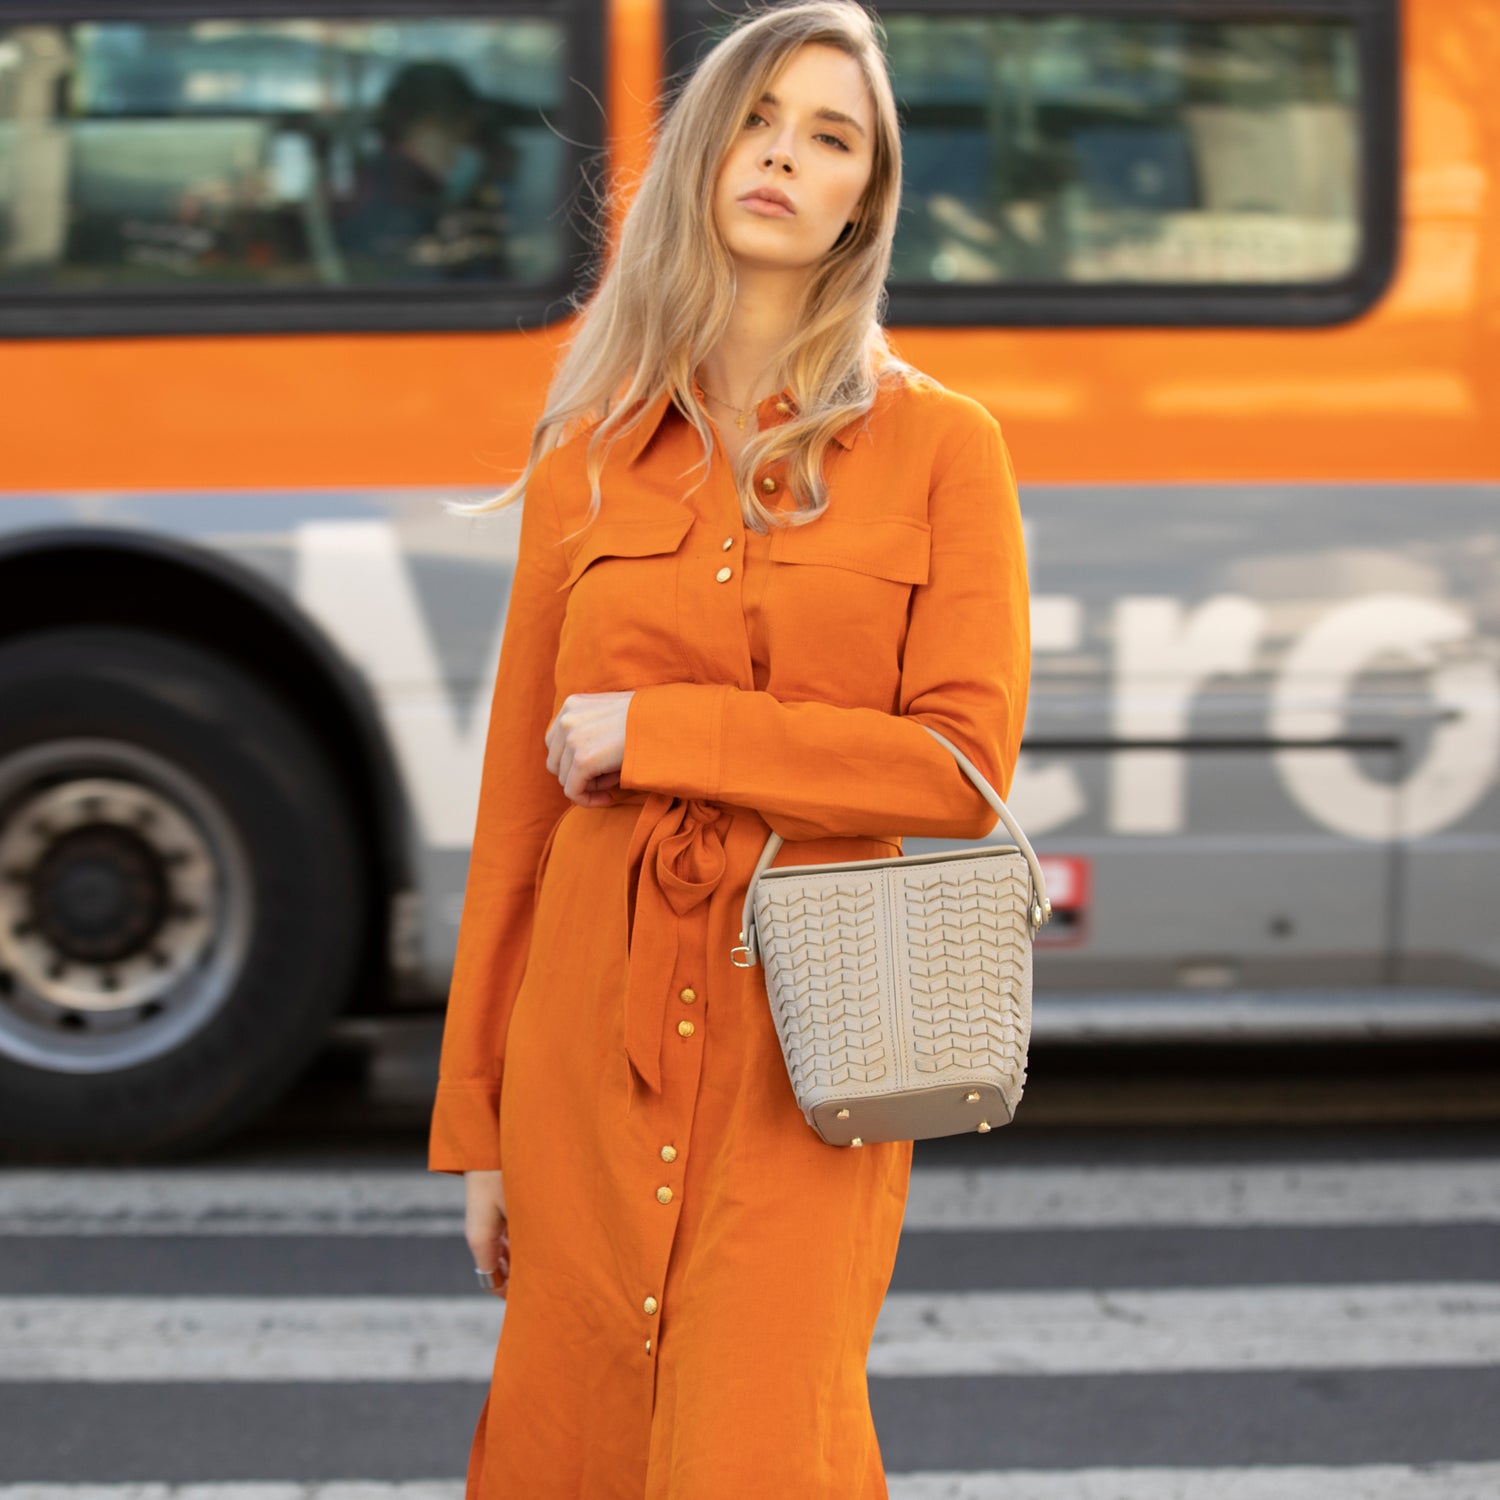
653, 797, 728, 915
622, 793, 732, 1095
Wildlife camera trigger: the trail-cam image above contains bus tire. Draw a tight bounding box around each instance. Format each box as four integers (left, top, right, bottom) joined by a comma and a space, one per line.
0, 625, 367, 1162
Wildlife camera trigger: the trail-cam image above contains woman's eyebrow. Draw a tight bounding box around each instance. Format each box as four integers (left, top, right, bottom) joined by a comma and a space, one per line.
757, 89, 867, 138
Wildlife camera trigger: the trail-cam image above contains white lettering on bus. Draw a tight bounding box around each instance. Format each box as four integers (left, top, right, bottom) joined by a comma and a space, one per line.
1270, 593, 1500, 840
295, 520, 501, 847
1109, 596, 1265, 834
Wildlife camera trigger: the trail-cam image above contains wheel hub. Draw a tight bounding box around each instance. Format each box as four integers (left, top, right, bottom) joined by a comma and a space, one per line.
29, 822, 169, 964
0, 774, 219, 1014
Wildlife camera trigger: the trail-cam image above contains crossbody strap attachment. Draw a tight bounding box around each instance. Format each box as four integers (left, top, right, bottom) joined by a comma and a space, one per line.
730, 724, 1051, 968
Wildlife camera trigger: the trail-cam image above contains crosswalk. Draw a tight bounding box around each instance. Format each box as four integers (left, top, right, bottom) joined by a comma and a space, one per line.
6, 1473, 1500, 1500
2, 1150, 1498, 1495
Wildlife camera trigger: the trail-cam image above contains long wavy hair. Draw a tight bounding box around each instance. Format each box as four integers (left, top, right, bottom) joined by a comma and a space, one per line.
450, 0, 912, 536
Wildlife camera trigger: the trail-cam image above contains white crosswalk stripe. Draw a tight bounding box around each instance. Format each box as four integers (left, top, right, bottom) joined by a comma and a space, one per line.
3, 1282, 1498, 1381
2, 1159, 1498, 1234
7, 1467, 1500, 1499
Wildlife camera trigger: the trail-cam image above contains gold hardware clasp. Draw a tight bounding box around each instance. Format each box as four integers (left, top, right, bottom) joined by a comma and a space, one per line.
730, 926, 757, 968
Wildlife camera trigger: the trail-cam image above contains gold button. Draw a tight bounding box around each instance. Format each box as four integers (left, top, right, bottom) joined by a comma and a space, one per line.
715, 565, 732, 583
678, 1019, 695, 1038
660, 1145, 677, 1163
760, 476, 777, 493
721, 536, 734, 550
679, 986, 696, 1003
643, 1296, 658, 1315
656, 1185, 674, 1204
645, 1338, 652, 1354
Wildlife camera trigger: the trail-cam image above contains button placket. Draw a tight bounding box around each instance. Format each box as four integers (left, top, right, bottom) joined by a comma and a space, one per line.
635, 945, 713, 1395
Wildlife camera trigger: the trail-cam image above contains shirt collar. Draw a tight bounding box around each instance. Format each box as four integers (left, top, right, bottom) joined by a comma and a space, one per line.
614, 379, 864, 468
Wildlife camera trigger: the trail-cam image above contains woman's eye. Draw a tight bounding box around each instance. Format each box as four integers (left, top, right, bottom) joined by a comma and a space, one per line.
743, 113, 850, 151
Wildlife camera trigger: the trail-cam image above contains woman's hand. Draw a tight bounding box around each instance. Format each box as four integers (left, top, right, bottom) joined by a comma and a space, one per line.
545, 690, 636, 806
465, 1169, 509, 1299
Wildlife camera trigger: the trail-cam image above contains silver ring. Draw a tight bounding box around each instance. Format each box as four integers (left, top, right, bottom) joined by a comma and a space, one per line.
475, 1267, 501, 1290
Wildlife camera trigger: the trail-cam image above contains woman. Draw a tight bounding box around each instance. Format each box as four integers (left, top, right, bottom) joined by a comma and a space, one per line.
428, 1, 1031, 1494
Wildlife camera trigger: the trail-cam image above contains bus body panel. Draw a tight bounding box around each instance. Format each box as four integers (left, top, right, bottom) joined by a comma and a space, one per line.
0, 0, 1495, 1029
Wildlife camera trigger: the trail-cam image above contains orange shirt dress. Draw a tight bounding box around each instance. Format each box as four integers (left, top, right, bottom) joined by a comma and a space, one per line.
428, 368, 1031, 1499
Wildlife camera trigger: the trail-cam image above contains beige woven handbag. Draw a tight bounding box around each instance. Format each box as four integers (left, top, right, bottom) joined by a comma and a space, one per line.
730, 725, 1051, 1148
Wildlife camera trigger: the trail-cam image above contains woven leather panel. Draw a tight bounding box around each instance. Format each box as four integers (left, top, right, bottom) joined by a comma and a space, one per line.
758, 878, 889, 1100
900, 864, 1031, 1080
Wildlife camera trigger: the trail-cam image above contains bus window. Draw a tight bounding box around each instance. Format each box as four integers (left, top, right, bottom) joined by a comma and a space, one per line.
0, 13, 571, 298
667, 1, 1395, 326
883, 12, 1362, 289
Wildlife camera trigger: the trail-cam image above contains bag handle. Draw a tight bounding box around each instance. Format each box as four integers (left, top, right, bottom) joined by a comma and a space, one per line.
732, 724, 1051, 968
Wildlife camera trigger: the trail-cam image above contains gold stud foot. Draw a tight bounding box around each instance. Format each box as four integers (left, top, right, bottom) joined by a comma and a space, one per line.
976, 1121, 992, 1133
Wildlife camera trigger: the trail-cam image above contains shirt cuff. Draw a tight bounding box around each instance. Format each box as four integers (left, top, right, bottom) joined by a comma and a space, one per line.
427, 1077, 503, 1175
621, 682, 731, 799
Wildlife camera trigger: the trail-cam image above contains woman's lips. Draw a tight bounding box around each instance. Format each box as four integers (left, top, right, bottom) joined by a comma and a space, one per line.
739, 193, 795, 217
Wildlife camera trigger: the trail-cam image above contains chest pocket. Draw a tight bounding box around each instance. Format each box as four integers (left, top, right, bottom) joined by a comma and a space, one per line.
767, 513, 931, 584
554, 509, 696, 593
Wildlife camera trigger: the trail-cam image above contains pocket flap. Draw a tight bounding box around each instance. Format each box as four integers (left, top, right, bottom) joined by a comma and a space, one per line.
767, 514, 932, 585
555, 509, 696, 592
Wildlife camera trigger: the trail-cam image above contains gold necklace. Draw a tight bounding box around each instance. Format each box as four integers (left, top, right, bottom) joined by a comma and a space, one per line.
698, 384, 761, 431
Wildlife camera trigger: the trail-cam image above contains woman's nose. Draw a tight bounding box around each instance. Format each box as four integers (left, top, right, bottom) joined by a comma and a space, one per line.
762, 135, 796, 172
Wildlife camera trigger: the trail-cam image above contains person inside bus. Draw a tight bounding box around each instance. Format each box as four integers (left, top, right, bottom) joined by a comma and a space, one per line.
338, 59, 510, 282
428, 1, 1030, 1493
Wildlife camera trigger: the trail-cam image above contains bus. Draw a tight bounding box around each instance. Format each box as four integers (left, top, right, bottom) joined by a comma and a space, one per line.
0, 0, 1495, 1158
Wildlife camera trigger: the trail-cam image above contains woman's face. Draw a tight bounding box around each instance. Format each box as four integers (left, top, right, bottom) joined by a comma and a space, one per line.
712, 42, 876, 277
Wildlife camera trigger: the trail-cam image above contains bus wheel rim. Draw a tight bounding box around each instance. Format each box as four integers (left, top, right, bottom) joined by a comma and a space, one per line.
0, 739, 254, 1075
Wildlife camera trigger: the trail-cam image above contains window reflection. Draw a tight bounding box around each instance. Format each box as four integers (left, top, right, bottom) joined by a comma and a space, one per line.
886, 14, 1362, 287
0, 16, 567, 292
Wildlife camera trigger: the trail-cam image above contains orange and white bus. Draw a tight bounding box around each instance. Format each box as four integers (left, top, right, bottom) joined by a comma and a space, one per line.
0, 0, 1495, 1157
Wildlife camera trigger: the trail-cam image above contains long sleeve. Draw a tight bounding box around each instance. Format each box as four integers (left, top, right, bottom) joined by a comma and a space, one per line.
619, 409, 1030, 843
428, 453, 574, 1175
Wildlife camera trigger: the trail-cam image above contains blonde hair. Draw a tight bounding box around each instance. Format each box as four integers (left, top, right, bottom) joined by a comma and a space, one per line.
451, 0, 912, 535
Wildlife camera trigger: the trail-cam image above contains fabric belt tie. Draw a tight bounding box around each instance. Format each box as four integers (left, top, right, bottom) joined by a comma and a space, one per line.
621, 791, 729, 1095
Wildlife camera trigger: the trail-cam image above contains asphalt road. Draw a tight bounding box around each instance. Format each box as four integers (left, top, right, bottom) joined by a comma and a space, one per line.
2, 1022, 1499, 1498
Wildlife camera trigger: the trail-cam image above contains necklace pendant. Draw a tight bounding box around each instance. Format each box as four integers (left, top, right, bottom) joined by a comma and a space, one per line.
735, 413, 746, 430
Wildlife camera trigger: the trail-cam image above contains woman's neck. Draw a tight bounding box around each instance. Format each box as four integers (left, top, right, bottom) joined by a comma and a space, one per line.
696, 266, 805, 410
